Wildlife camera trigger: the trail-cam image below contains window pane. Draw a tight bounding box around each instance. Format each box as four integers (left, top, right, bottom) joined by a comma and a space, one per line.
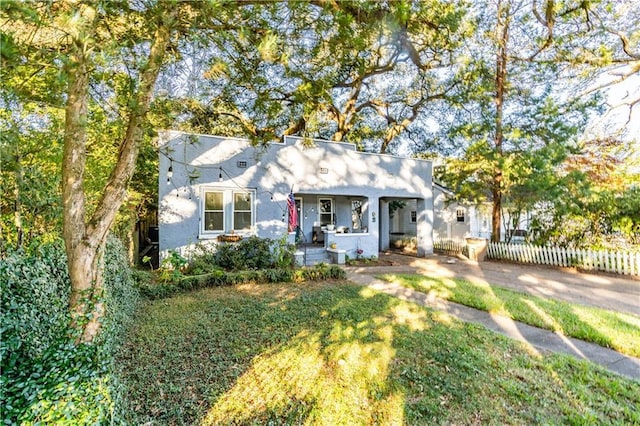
205, 192, 223, 210
205, 212, 223, 231
234, 212, 251, 230
320, 199, 332, 213
234, 192, 251, 211
320, 213, 332, 226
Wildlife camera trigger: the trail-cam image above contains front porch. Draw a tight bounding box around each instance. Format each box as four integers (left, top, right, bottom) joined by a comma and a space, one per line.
294, 244, 347, 266
289, 192, 432, 265
291, 194, 376, 261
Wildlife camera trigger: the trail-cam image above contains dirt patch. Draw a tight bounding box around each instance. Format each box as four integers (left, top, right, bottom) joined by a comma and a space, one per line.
346, 257, 397, 267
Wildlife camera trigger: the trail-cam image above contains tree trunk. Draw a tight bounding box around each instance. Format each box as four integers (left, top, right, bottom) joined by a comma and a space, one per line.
491, 0, 510, 243
62, 8, 173, 342
62, 25, 94, 340
491, 188, 502, 242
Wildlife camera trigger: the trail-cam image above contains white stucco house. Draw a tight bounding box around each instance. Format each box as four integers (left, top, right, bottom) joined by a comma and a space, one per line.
429, 182, 532, 242
432, 183, 492, 240
158, 131, 434, 263
385, 183, 491, 250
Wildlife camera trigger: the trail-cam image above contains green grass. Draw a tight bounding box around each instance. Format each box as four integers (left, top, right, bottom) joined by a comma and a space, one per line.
116, 281, 639, 425
380, 273, 640, 358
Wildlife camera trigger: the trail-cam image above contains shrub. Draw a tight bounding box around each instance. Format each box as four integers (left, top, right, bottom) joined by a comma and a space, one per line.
236, 236, 273, 270
137, 263, 346, 300
0, 241, 70, 364
0, 235, 139, 424
213, 242, 246, 271
159, 250, 188, 282
184, 243, 218, 275
271, 236, 296, 269
211, 236, 295, 271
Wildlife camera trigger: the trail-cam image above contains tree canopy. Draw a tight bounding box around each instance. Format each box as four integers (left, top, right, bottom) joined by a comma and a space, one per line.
1, 0, 638, 342
426, 0, 638, 243
153, 0, 472, 153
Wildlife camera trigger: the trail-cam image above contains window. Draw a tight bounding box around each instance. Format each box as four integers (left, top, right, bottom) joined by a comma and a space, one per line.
233, 191, 253, 231
456, 208, 465, 223
204, 191, 224, 231
410, 211, 417, 223
351, 200, 362, 230
318, 198, 334, 226
201, 188, 255, 235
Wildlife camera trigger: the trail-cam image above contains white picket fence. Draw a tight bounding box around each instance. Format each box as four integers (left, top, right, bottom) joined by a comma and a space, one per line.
433, 238, 467, 256
487, 242, 640, 277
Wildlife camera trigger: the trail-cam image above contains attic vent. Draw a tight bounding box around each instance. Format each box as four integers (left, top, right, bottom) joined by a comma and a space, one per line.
319, 167, 329, 174
236, 161, 247, 168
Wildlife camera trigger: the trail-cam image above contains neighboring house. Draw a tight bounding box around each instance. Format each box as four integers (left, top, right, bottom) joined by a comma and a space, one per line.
388, 183, 489, 246
158, 131, 434, 262
429, 182, 531, 242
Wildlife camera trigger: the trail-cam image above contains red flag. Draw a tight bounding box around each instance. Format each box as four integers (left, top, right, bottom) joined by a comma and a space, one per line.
287, 191, 297, 232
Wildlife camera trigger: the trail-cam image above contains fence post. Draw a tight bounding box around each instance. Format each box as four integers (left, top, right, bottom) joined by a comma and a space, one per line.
617, 251, 623, 275
584, 248, 590, 270
567, 247, 575, 267
622, 251, 631, 275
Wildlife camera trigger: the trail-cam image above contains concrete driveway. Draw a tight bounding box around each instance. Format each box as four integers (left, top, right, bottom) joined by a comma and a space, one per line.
348, 252, 640, 316
344, 252, 640, 379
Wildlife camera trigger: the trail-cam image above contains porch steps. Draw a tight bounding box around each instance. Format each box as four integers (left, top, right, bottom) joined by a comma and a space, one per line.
302, 246, 330, 266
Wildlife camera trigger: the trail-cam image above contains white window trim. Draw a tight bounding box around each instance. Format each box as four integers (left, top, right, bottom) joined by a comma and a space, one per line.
295, 197, 303, 232
199, 187, 256, 238
201, 189, 225, 235
318, 197, 334, 226
231, 190, 255, 232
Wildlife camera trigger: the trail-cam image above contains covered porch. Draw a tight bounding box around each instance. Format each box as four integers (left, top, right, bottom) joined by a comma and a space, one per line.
288, 193, 432, 265
290, 193, 374, 264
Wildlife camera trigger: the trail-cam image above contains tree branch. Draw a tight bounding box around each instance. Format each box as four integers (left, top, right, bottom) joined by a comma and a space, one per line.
87, 10, 175, 242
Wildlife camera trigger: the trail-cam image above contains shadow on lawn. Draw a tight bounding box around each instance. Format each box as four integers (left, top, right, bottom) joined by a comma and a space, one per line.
390, 273, 631, 357
117, 282, 640, 425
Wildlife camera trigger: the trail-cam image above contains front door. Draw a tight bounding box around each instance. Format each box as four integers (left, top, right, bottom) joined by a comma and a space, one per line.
294, 198, 303, 230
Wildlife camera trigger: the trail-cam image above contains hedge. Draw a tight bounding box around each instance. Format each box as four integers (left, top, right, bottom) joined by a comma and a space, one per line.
138, 263, 347, 300
0, 236, 139, 424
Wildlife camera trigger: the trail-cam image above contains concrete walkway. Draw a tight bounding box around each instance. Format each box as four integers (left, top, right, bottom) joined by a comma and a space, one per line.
344, 253, 640, 381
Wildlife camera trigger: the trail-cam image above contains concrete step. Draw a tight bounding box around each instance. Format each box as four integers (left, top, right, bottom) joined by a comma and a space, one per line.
304, 253, 330, 266
306, 259, 330, 265
297, 246, 331, 266
305, 255, 330, 263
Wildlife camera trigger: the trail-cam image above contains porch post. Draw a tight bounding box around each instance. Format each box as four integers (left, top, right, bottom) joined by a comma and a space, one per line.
416, 197, 433, 256
379, 199, 390, 252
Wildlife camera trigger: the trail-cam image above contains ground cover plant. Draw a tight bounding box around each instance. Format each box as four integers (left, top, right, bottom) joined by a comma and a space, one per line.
139, 237, 346, 299
380, 274, 640, 358
116, 282, 640, 425
0, 237, 139, 423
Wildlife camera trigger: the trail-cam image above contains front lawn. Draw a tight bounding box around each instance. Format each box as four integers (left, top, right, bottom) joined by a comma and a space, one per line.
380, 273, 640, 358
116, 282, 639, 425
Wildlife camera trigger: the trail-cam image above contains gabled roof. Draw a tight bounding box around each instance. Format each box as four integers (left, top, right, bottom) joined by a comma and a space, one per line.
433, 181, 455, 197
